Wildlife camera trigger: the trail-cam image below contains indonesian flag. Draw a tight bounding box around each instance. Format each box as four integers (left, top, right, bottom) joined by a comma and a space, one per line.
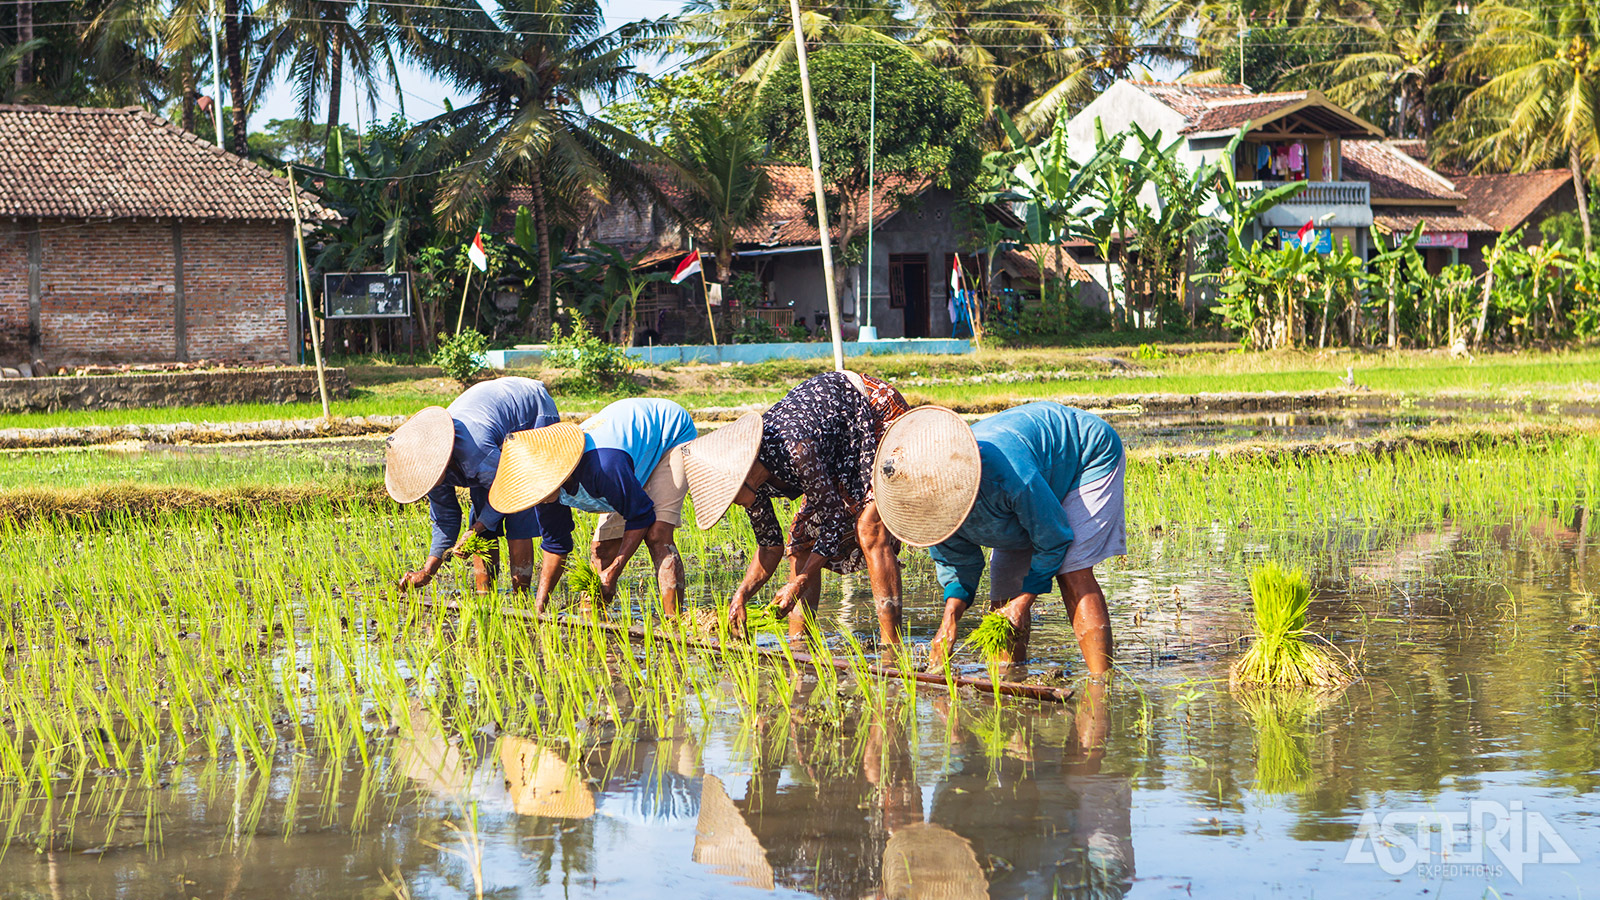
1295, 220, 1315, 251
950, 255, 965, 295
671, 251, 704, 284
467, 230, 488, 272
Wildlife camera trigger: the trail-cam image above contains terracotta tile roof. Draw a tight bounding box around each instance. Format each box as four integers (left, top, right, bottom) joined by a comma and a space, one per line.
1373, 206, 1496, 234
736, 165, 927, 245
1342, 140, 1464, 202
1005, 245, 1092, 283
0, 104, 334, 221
1454, 169, 1574, 232
1125, 82, 1379, 137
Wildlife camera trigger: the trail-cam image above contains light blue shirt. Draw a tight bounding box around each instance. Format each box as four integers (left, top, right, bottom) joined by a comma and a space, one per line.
929, 402, 1123, 602
425, 377, 561, 558
577, 398, 698, 489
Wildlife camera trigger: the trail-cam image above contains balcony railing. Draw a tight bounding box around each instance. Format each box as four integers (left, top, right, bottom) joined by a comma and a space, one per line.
1236, 180, 1370, 206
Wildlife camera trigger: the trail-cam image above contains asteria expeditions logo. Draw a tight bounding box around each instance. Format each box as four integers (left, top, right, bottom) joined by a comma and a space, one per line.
1345, 800, 1580, 883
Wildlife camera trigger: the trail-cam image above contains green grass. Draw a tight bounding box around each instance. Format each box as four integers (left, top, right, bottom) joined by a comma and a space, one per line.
0, 443, 382, 491
5, 347, 1598, 432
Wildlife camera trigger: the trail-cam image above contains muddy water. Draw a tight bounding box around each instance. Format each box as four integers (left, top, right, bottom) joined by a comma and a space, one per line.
4, 511, 1597, 898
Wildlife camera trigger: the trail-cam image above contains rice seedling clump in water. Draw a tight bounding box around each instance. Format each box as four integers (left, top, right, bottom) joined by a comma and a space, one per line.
741, 601, 787, 634
963, 613, 1017, 663
1231, 563, 1353, 689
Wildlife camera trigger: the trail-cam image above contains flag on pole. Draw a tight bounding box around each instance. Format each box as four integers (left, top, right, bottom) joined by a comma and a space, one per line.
467, 230, 489, 272
1295, 220, 1315, 251
671, 251, 704, 284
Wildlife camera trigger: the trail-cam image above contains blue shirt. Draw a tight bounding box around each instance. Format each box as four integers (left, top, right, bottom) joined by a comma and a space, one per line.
425, 377, 561, 558
534, 449, 658, 555
578, 398, 698, 488
929, 403, 1123, 602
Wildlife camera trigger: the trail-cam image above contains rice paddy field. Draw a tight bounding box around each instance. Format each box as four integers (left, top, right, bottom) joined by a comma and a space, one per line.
1, 396, 1598, 897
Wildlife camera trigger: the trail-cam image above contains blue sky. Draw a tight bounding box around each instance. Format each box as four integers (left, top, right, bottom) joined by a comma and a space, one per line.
252, 0, 686, 127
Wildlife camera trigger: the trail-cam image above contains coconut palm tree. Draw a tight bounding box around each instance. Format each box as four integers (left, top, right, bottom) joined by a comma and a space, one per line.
906, 0, 1064, 136
674, 0, 909, 94
1444, 0, 1600, 254
251, 0, 401, 166
1288, 0, 1471, 141
405, 0, 667, 336
667, 106, 775, 295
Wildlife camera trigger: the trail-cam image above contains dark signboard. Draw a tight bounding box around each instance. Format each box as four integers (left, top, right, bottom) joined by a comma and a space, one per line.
324, 272, 412, 319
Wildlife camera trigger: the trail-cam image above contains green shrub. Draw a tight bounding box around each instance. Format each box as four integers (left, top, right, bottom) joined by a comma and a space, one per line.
545, 319, 634, 393
432, 330, 489, 384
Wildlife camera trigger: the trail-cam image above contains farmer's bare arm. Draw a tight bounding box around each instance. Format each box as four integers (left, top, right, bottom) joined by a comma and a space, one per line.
398, 556, 446, 591
598, 528, 649, 599
728, 545, 785, 632
448, 520, 490, 558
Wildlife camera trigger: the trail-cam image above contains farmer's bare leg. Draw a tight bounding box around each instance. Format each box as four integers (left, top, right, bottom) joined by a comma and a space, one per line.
507, 539, 535, 595
784, 546, 825, 639
471, 544, 501, 594
642, 521, 684, 616
1059, 567, 1112, 677
990, 591, 1037, 665
858, 502, 903, 646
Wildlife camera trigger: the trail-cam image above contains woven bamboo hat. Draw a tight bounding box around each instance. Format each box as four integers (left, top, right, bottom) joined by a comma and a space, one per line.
872, 406, 981, 547
882, 822, 987, 900
487, 422, 586, 513
681, 412, 764, 530
385, 406, 456, 503
498, 736, 596, 819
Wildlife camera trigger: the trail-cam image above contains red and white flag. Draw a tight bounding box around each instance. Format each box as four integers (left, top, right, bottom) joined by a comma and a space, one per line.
671, 251, 704, 284
467, 230, 489, 272
1295, 220, 1315, 251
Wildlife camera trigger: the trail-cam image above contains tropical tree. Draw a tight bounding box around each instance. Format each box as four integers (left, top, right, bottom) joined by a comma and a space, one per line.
224, 0, 252, 155
906, 0, 1063, 140
667, 106, 774, 297
251, 0, 401, 166
1290, 0, 1471, 141
1444, 0, 1600, 254
406, 0, 666, 337
757, 42, 981, 309
675, 0, 908, 93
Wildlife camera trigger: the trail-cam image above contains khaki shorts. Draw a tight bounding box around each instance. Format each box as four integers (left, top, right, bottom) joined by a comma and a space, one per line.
988, 453, 1127, 602
594, 446, 688, 542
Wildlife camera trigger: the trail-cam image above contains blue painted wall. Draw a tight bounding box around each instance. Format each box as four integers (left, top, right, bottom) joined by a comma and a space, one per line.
486, 338, 973, 369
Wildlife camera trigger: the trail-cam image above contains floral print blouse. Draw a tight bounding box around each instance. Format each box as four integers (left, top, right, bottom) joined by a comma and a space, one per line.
746, 371, 910, 569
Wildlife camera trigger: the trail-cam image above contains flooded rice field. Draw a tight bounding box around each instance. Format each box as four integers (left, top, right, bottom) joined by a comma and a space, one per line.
3, 439, 1598, 898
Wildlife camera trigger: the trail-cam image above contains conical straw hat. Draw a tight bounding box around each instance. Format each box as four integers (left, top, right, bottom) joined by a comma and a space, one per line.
872, 406, 981, 547
882, 822, 987, 900
498, 735, 596, 819
681, 412, 764, 530
487, 422, 586, 514
692, 775, 775, 890
385, 406, 456, 503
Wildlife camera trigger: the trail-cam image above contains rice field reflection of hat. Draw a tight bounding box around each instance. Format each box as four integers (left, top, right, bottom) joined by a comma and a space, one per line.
882, 823, 987, 900
681, 412, 764, 530
693, 775, 775, 890
385, 406, 456, 503
487, 422, 586, 514
873, 406, 980, 547
498, 735, 596, 819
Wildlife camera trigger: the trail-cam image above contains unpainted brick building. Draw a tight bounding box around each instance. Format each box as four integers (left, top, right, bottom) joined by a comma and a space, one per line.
0, 105, 336, 366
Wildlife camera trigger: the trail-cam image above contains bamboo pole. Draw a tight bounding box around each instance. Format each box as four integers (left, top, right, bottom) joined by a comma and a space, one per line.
287, 165, 331, 422
424, 598, 1075, 704
864, 62, 876, 335
454, 266, 472, 336
788, 0, 846, 372
694, 245, 719, 345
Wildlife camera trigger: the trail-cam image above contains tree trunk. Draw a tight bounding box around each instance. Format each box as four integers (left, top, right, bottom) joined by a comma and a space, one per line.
528, 156, 553, 338
225, 0, 248, 156
181, 58, 197, 133
16, 0, 34, 86
1474, 263, 1493, 346
1386, 269, 1398, 348
1319, 284, 1331, 348
1571, 145, 1592, 258
324, 32, 343, 169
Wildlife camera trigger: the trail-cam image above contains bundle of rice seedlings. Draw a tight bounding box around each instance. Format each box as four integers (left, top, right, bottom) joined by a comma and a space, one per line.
741, 601, 788, 634
962, 613, 1017, 663
455, 533, 499, 560
1231, 563, 1353, 689
565, 557, 605, 607
1236, 688, 1322, 794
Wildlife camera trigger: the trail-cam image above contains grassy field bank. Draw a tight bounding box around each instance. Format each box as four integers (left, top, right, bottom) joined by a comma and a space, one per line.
3, 345, 1598, 431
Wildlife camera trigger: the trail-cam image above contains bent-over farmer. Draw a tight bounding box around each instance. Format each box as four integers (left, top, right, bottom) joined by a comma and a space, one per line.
680, 371, 910, 643
489, 398, 697, 615
387, 376, 561, 594
873, 402, 1126, 676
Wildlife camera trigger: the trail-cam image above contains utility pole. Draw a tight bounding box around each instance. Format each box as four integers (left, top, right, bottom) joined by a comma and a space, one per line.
208, 0, 226, 143
864, 62, 876, 339
787, 0, 846, 371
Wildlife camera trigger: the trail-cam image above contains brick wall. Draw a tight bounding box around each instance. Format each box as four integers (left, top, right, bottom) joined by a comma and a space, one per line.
0, 223, 31, 359
1, 218, 292, 366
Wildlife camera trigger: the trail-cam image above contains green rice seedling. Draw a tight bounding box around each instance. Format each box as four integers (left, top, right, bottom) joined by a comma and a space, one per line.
962, 613, 1017, 663
565, 557, 605, 608
1231, 563, 1353, 689
741, 601, 787, 634
1235, 688, 1327, 794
